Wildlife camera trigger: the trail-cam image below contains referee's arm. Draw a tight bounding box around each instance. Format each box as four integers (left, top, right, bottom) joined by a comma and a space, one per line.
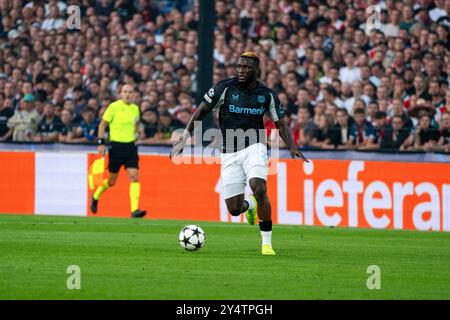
97, 119, 109, 155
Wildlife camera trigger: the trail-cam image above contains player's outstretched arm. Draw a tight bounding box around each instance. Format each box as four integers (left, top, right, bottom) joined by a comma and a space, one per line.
170, 102, 212, 159
275, 118, 309, 162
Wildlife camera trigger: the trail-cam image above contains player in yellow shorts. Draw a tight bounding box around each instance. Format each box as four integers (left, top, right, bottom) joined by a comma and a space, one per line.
91, 84, 146, 218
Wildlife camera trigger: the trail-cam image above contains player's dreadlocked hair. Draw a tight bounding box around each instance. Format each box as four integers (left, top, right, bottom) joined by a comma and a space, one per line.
240, 52, 260, 67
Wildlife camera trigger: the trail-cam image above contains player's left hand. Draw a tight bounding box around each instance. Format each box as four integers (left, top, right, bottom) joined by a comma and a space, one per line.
290, 148, 309, 162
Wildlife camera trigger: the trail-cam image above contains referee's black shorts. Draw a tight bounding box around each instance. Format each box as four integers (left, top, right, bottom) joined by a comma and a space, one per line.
108, 141, 139, 173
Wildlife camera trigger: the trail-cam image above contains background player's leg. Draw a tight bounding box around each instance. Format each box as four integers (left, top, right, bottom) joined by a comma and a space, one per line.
249, 177, 274, 254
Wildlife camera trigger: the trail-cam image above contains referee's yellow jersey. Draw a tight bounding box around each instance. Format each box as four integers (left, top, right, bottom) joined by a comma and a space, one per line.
103, 99, 140, 143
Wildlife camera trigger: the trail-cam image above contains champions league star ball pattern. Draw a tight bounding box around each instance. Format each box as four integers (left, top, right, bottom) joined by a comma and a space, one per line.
179, 225, 206, 251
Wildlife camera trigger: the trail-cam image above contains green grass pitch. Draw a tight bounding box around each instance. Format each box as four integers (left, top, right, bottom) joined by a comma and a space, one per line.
0, 214, 449, 299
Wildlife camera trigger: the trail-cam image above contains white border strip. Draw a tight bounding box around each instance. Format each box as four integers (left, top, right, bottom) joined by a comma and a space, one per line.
35, 153, 87, 216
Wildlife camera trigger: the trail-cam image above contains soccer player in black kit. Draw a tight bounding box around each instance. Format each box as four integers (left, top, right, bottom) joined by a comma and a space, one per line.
171, 52, 308, 255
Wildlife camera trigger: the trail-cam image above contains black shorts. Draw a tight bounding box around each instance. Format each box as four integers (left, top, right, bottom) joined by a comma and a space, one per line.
108, 141, 139, 173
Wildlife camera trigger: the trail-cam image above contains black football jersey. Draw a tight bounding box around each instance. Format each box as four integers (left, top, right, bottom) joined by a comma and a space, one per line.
202, 77, 285, 153
0, 107, 14, 137
37, 117, 64, 135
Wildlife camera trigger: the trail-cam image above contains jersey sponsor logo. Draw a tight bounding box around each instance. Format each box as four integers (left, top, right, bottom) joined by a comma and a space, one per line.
229, 104, 265, 115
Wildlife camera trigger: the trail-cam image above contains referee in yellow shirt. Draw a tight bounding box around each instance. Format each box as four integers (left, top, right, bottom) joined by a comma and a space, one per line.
91, 84, 146, 218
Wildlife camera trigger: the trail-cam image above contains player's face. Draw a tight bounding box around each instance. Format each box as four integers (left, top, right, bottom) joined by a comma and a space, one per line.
236, 58, 257, 84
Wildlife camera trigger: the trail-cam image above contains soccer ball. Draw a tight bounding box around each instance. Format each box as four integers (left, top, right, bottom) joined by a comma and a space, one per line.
178, 225, 206, 251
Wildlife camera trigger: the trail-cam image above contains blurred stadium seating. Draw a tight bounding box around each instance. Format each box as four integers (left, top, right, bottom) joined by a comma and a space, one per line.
0, 0, 449, 152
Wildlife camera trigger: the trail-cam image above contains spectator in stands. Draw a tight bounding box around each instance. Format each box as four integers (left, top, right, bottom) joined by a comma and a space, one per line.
339, 82, 352, 104
411, 114, 441, 151
350, 98, 367, 117
435, 112, 450, 152
308, 114, 335, 149
381, 115, 412, 151
63, 99, 82, 124
0, 92, 14, 141
369, 62, 384, 87
156, 110, 178, 145
3, 82, 19, 110
68, 107, 98, 143
349, 108, 375, 149
429, 79, 445, 111
382, 9, 401, 38
41, 3, 65, 31
292, 106, 316, 147
33, 102, 63, 142
0, 0, 447, 155
329, 108, 353, 150
343, 80, 369, 115
58, 109, 75, 143
137, 108, 159, 145
441, 89, 450, 115
363, 82, 377, 103
367, 101, 380, 125
175, 108, 193, 128
7, 94, 41, 142
408, 99, 438, 128
322, 84, 343, 109
363, 111, 390, 150
412, 74, 432, 102
295, 87, 315, 117
339, 51, 361, 84
325, 102, 338, 121
389, 99, 414, 128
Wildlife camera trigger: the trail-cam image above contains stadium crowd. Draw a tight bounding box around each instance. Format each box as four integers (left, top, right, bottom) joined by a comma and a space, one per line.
0, 0, 449, 152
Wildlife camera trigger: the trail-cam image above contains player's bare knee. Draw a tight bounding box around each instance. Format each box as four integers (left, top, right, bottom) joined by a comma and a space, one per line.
127, 169, 139, 182
229, 208, 242, 216
226, 202, 242, 216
